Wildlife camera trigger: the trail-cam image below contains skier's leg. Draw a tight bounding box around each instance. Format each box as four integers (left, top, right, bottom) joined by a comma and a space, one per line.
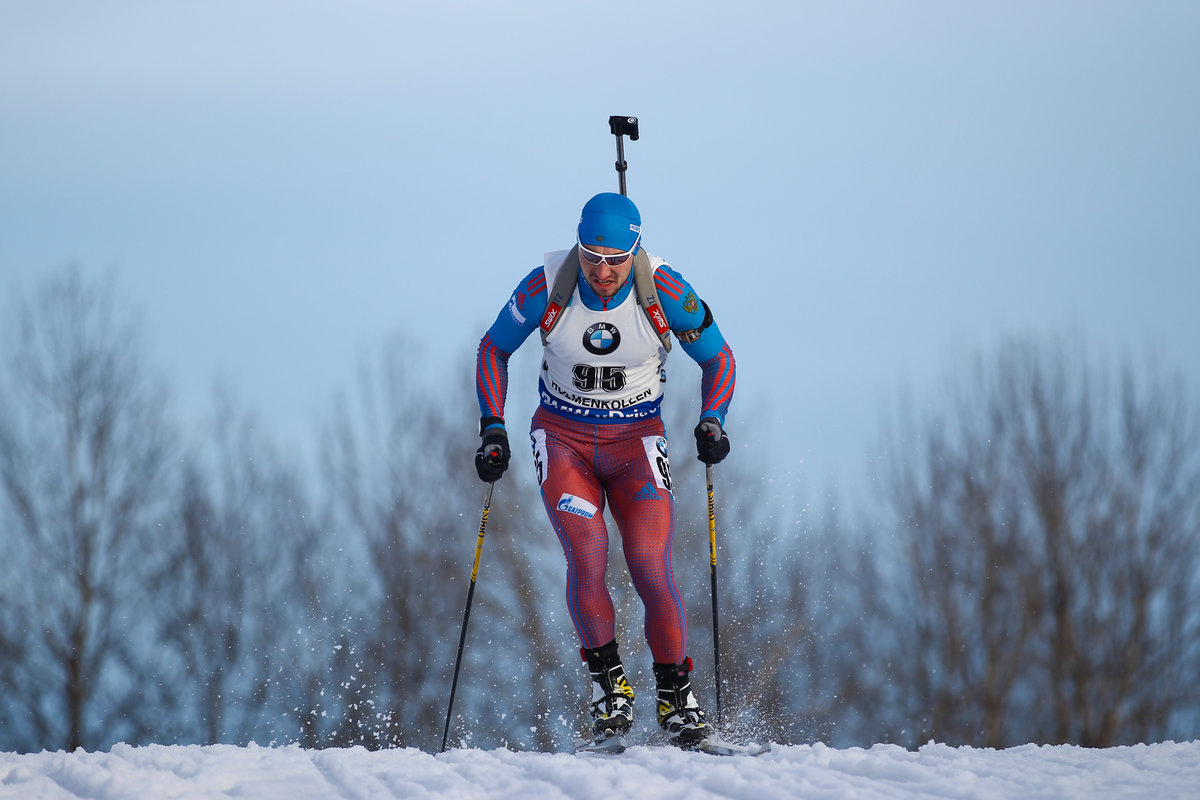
603, 427, 710, 744
532, 424, 616, 649
605, 430, 688, 665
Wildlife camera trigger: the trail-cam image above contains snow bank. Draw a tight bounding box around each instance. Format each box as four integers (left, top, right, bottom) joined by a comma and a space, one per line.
1, 740, 1196, 799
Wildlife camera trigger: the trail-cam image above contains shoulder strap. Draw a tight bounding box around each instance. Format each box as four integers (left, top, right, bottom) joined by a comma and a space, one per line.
539, 247, 673, 352
632, 251, 672, 352
539, 246, 578, 345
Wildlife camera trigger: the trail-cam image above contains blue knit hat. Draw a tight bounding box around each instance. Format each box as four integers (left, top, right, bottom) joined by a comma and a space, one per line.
577, 192, 641, 252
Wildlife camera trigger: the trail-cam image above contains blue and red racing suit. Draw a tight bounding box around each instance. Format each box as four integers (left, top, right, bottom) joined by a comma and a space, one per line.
475, 248, 735, 663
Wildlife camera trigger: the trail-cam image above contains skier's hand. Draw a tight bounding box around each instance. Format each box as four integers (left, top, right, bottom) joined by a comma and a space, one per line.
694, 417, 730, 465
475, 417, 511, 483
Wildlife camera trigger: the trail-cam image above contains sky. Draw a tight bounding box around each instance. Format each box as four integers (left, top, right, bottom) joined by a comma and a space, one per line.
3, 1, 1198, 503
1, 739, 1197, 799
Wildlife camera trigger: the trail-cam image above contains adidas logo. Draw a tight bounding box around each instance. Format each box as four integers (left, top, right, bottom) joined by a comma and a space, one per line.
633, 482, 660, 502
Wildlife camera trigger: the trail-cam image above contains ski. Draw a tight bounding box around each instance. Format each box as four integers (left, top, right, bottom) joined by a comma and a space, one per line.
694, 736, 771, 757
573, 734, 628, 755
573, 733, 769, 757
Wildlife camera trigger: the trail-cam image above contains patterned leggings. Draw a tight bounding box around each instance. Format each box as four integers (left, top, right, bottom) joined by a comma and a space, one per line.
530, 406, 686, 664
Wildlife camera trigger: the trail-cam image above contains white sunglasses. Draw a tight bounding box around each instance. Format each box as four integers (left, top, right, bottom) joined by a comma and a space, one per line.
577, 235, 640, 267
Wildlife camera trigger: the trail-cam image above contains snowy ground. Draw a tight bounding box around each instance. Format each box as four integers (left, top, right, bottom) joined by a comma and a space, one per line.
1, 740, 1197, 799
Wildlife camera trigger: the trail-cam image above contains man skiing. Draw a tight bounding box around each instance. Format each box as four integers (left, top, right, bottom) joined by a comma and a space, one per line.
473, 192, 736, 749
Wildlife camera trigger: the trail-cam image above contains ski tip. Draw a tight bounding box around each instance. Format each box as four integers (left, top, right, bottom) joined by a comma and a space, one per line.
696, 737, 772, 757
573, 734, 628, 755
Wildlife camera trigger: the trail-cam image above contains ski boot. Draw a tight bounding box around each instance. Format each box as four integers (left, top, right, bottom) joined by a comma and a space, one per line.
582, 640, 635, 739
653, 658, 711, 748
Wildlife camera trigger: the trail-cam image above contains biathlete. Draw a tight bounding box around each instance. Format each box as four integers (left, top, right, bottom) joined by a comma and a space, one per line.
473, 192, 736, 748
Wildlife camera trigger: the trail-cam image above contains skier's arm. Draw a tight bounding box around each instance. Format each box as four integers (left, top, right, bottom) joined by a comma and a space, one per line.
695, 342, 736, 427
476, 333, 512, 423
475, 266, 548, 423
654, 265, 736, 426
473, 267, 546, 483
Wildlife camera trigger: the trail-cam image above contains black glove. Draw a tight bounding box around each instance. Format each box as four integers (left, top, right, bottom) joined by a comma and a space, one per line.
475, 417, 511, 483
694, 417, 730, 465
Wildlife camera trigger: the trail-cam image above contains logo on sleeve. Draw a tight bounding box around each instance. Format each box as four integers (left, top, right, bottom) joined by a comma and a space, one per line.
508, 291, 527, 324
557, 494, 598, 519
583, 322, 621, 355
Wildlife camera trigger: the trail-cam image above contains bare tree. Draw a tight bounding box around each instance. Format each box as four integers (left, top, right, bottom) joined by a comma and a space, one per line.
317, 335, 524, 748
0, 267, 176, 751
871, 337, 1200, 747
155, 387, 337, 746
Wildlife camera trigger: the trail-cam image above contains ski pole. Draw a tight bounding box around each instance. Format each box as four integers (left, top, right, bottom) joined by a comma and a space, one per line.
608, 115, 639, 196
440, 479, 496, 753
706, 463, 723, 726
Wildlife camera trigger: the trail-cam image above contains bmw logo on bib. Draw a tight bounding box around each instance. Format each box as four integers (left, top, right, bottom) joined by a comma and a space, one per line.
583, 322, 621, 355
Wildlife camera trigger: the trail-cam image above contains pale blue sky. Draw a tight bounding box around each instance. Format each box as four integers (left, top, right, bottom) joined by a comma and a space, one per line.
3, 1, 1198, 500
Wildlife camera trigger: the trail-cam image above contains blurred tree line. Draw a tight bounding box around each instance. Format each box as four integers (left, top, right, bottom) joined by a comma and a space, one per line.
1, 267, 1197, 753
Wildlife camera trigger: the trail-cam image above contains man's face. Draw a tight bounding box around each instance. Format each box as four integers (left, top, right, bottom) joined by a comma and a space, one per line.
578, 244, 635, 298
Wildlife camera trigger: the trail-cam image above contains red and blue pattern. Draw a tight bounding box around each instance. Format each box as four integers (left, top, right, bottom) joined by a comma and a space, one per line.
653, 269, 686, 302
700, 343, 735, 422
533, 408, 687, 663
475, 334, 510, 420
